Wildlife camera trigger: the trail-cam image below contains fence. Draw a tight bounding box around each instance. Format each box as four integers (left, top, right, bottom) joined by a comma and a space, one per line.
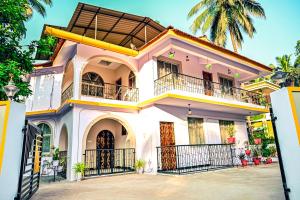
84, 148, 135, 176
157, 144, 233, 174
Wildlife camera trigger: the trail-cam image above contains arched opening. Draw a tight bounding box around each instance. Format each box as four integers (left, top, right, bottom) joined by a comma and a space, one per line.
81, 72, 104, 97
84, 117, 135, 176
37, 123, 52, 154
58, 125, 68, 179
128, 71, 136, 88
80, 56, 139, 101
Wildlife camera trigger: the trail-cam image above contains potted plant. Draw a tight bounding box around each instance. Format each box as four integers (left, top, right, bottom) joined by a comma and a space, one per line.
73, 162, 85, 181
244, 141, 251, 156
252, 147, 261, 165
226, 124, 236, 144
52, 148, 60, 167
239, 153, 248, 167
134, 159, 146, 174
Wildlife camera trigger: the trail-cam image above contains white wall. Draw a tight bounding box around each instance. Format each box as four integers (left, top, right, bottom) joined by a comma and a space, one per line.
0, 102, 25, 200
271, 88, 300, 200
26, 73, 63, 111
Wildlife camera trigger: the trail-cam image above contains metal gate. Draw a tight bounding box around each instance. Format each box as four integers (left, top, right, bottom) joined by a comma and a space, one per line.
15, 121, 43, 200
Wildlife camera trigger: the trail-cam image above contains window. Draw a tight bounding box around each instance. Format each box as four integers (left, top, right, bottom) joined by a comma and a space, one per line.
82, 72, 104, 96
122, 126, 127, 136
188, 118, 205, 144
37, 123, 52, 153
128, 71, 136, 88
219, 77, 234, 95
157, 60, 179, 78
219, 120, 235, 143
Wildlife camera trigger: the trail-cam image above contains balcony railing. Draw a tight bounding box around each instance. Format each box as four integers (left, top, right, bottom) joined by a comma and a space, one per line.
154, 73, 266, 106
157, 144, 233, 174
81, 82, 139, 102
84, 148, 135, 176
61, 83, 73, 103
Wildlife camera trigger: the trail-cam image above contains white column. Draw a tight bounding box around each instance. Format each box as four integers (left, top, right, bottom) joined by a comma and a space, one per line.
72, 56, 86, 100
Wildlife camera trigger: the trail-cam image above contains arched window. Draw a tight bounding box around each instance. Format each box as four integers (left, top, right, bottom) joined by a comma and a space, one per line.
128, 71, 136, 88
38, 123, 52, 153
82, 72, 104, 97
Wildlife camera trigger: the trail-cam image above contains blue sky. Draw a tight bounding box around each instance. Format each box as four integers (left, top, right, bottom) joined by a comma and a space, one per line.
24, 0, 300, 66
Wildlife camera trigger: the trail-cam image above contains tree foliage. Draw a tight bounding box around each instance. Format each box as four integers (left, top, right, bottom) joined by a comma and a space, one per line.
26, 0, 53, 17
187, 0, 265, 52
0, 0, 35, 101
271, 40, 300, 86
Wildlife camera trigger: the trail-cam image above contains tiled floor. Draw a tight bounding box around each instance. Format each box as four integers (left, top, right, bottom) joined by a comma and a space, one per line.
32, 164, 284, 200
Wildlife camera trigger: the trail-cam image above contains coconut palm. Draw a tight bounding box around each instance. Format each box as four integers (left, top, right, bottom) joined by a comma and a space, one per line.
26, 0, 52, 17
188, 0, 266, 52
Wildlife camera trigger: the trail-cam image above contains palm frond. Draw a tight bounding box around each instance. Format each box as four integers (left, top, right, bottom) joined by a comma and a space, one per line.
242, 0, 266, 18
28, 0, 46, 17
187, 0, 214, 18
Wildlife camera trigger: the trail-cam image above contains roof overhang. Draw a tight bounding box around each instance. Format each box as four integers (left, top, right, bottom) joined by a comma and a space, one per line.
243, 81, 280, 92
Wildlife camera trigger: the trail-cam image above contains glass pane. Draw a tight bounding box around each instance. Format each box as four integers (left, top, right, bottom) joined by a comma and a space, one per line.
188, 118, 204, 144
42, 135, 50, 153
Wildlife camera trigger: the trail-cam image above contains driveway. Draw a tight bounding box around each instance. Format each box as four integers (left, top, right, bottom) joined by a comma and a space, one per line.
32, 164, 284, 200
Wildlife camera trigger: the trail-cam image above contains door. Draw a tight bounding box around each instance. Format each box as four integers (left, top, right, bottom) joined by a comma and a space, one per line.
116, 78, 122, 100
159, 122, 176, 170
203, 71, 214, 96
219, 77, 234, 95
96, 130, 114, 171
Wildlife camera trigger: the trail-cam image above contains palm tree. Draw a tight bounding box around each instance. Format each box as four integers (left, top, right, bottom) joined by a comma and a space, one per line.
187, 0, 266, 52
26, 0, 52, 17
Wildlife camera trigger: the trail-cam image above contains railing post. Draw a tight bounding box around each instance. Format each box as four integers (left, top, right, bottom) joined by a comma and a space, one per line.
230, 144, 234, 167
172, 73, 175, 90
176, 146, 180, 174
123, 149, 126, 172
83, 151, 86, 177
156, 147, 159, 172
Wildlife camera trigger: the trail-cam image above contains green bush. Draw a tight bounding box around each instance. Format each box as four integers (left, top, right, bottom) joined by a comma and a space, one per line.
134, 159, 146, 171
73, 163, 85, 175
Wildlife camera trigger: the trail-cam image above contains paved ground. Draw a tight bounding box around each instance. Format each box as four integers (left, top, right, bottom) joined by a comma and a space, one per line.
33, 164, 284, 200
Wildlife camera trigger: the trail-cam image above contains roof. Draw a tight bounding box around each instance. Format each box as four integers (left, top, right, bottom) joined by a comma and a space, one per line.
242, 80, 280, 91
139, 27, 272, 72
66, 3, 165, 49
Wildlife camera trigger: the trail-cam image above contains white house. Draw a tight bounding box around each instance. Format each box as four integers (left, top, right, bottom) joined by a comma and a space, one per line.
26, 3, 271, 180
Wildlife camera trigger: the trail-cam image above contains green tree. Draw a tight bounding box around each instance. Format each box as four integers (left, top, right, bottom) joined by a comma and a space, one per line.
187, 0, 266, 52
26, 0, 52, 17
0, 0, 35, 101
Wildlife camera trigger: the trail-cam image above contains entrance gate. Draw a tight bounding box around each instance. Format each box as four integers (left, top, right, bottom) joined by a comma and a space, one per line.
15, 121, 43, 200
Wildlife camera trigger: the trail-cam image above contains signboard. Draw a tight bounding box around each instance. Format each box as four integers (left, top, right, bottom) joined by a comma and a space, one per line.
0, 101, 10, 174
289, 89, 300, 144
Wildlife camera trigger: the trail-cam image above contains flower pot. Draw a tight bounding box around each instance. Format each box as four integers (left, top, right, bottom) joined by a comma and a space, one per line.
254, 138, 261, 145
245, 150, 251, 156
77, 173, 82, 181
241, 159, 248, 167
253, 158, 260, 165
53, 160, 59, 167
227, 137, 236, 144
266, 158, 272, 164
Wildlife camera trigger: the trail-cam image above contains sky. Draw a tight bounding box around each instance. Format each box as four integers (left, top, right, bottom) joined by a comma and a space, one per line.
24, 0, 300, 66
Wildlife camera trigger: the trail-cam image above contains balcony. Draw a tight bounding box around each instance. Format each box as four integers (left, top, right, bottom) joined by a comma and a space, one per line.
61, 83, 73, 104
81, 82, 139, 102
154, 73, 266, 107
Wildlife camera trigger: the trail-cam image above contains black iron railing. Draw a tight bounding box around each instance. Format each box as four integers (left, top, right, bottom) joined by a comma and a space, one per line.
81, 82, 139, 102
154, 73, 266, 106
84, 148, 135, 176
156, 144, 233, 174
61, 83, 73, 103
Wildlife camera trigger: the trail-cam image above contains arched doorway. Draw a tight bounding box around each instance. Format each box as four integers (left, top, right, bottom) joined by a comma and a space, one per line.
84, 117, 135, 176
58, 125, 68, 179
96, 130, 115, 170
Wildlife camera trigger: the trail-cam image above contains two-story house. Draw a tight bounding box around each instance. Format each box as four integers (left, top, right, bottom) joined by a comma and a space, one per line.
26, 3, 272, 180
